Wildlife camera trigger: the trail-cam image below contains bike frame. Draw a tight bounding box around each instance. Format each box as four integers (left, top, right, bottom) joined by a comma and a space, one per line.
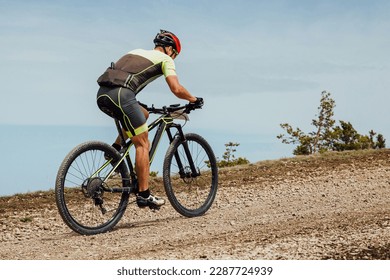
101, 108, 199, 194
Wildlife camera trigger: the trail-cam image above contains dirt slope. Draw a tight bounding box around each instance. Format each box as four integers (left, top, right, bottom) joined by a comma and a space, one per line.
1, 149, 389, 260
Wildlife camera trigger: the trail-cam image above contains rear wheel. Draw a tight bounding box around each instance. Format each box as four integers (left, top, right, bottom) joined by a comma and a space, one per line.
163, 133, 218, 217
55, 141, 130, 235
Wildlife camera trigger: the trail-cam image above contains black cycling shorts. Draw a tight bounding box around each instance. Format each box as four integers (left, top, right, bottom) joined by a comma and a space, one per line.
97, 86, 148, 137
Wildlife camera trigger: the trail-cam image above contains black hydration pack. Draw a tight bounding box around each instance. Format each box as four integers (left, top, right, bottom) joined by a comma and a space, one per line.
97, 62, 133, 89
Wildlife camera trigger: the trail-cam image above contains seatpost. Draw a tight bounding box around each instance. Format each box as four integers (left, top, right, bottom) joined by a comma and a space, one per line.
114, 119, 127, 148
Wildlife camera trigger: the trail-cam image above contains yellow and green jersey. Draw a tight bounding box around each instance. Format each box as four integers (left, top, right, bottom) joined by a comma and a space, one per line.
97, 49, 177, 94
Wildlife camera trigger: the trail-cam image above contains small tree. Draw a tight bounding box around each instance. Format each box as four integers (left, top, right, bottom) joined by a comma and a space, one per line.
310, 91, 336, 153
216, 142, 249, 168
277, 91, 386, 155
278, 91, 336, 155
277, 124, 313, 155
375, 134, 386, 149
222, 142, 238, 164
332, 122, 387, 151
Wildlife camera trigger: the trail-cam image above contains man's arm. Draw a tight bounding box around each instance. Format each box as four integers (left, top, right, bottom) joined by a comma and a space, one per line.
166, 75, 197, 103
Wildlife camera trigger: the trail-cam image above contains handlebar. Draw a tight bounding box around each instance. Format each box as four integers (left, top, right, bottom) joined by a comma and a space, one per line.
145, 102, 203, 115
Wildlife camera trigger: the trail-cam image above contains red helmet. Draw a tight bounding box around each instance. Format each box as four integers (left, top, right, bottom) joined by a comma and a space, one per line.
153, 29, 181, 55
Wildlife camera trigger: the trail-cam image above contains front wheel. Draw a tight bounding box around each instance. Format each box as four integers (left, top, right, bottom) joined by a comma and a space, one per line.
55, 141, 130, 235
163, 133, 218, 217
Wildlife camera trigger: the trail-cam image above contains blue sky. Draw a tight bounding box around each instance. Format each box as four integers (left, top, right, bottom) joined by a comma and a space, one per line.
1, 0, 390, 158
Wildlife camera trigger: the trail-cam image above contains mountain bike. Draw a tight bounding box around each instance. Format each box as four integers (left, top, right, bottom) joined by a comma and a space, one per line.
55, 103, 218, 235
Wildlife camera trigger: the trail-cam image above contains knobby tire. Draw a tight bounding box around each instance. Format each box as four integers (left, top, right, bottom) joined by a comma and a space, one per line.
55, 141, 130, 235
163, 133, 218, 217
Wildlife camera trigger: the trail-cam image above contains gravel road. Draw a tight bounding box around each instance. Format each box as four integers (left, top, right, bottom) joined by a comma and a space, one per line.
1, 150, 389, 260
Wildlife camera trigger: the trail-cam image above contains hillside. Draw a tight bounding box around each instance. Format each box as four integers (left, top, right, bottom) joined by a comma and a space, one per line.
1, 149, 390, 259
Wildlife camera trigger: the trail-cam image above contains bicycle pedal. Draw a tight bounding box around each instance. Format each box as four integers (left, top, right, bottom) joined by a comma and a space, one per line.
149, 205, 161, 211
135, 201, 159, 209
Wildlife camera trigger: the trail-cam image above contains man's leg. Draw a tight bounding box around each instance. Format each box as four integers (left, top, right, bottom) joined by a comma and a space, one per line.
113, 128, 128, 148
113, 105, 149, 147
132, 130, 165, 208
131, 131, 150, 192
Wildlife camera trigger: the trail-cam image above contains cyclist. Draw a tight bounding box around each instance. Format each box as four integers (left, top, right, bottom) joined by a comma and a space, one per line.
96, 29, 203, 209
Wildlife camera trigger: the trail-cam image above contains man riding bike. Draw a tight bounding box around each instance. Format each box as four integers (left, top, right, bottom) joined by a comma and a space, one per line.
96, 29, 203, 209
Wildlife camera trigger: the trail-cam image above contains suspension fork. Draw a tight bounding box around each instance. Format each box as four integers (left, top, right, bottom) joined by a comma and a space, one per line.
167, 124, 200, 178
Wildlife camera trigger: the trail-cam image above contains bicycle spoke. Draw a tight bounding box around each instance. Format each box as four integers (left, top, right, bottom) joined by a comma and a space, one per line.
163, 134, 218, 217
56, 141, 129, 235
